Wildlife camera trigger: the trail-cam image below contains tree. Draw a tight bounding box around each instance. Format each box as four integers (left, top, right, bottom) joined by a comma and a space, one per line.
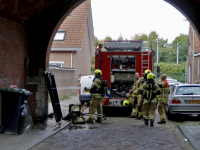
94, 36, 100, 46
94, 36, 106, 50
131, 33, 148, 41
104, 36, 112, 41
117, 34, 124, 40
171, 34, 188, 62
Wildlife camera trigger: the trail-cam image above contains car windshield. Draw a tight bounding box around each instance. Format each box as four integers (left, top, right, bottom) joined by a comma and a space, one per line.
176, 86, 200, 95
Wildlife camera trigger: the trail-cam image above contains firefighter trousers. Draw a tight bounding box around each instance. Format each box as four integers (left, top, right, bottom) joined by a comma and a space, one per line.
158, 101, 167, 122
143, 102, 157, 122
88, 96, 103, 122
137, 95, 144, 118
131, 97, 138, 116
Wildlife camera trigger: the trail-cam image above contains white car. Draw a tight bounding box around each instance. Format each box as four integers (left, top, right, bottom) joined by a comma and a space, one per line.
167, 84, 200, 120
79, 75, 94, 105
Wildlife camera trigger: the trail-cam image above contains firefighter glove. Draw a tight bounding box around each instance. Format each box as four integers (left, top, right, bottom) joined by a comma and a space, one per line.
156, 90, 161, 95
158, 84, 162, 88
138, 89, 143, 95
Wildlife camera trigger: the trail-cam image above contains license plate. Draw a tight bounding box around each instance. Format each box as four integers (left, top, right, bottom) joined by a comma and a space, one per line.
187, 100, 200, 103
102, 98, 106, 101
84, 90, 89, 93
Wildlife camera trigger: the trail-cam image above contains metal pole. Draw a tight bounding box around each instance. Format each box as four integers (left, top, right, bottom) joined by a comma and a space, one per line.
157, 40, 159, 63
177, 43, 179, 64
192, 28, 195, 84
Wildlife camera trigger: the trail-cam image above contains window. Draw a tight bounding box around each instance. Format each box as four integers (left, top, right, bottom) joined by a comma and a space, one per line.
54, 31, 66, 41
170, 85, 176, 95
49, 61, 64, 67
176, 86, 200, 95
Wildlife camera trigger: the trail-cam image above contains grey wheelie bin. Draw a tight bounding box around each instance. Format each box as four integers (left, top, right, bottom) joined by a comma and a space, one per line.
0, 88, 32, 135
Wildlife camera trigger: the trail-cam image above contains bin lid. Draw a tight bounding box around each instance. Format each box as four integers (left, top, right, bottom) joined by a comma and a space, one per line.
0, 88, 32, 95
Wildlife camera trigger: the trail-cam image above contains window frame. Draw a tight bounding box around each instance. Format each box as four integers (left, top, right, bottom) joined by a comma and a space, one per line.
54, 30, 66, 41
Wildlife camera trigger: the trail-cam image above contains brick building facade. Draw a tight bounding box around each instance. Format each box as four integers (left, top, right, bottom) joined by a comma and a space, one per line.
187, 25, 200, 83
49, 0, 95, 98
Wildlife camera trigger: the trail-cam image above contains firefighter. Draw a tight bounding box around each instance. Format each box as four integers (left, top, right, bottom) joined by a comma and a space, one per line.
84, 69, 103, 123
134, 69, 151, 119
126, 72, 140, 118
157, 74, 170, 124
140, 73, 161, 127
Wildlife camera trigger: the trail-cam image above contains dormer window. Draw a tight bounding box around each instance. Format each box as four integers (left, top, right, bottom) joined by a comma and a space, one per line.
54, 30, 66, 41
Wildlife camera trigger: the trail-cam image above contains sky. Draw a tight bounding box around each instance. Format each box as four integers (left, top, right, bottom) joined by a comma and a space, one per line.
91, 0, 190, 43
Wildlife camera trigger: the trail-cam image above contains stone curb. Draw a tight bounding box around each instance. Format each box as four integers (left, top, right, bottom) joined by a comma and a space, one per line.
178, 123, 200, 150
16, 121, 72, 150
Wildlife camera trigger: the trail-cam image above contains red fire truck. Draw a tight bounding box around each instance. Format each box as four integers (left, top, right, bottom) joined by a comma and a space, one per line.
95, 40, 154, 115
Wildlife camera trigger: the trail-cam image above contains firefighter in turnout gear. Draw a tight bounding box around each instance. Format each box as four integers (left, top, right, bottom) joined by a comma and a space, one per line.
84, 69, 103, 123
125, 72, 140, 118
140, 73, 161, 127
134, 69, 151, 119
157, 74, 170, 124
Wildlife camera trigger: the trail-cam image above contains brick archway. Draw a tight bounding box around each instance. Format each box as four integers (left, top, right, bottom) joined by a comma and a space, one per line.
0, 0, 200, 123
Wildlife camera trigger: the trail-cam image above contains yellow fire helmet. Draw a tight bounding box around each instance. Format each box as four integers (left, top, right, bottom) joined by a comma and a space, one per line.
123, 100, 130, 107
94, 69, 102, 76
144, 69, 151, 75
147, 73, 155, 80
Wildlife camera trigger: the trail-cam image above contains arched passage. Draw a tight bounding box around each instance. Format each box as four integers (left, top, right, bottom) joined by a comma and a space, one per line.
0, 0, 200, 123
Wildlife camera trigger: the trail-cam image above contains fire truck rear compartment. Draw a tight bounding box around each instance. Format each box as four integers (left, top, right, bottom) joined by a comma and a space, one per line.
110, 57, 136, 98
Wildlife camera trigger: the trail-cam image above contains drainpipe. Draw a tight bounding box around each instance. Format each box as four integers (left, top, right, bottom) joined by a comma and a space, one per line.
192, 29, 194, 84
71, 51, 75, 68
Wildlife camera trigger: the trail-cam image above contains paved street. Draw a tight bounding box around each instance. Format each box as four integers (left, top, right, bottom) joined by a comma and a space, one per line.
33, 96, 194, 150
0, 95, 198, 150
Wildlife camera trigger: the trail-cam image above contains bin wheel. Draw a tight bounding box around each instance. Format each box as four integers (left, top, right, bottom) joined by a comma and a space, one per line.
0, 126, 5, 134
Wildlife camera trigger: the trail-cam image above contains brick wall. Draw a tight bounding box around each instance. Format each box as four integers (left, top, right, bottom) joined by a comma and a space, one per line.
76, 21, 91, 77
50, 52, 72, 68
0, 16, 26, 124
187, 25, 200, 83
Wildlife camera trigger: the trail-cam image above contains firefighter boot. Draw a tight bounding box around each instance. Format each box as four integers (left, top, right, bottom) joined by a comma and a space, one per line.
128, 110, 137, 118
150, 119, 154, 127
136, 106, 143, 119
85, 117, 94, 124
136, 109, 141, 119
144, 119, 148, 126
96, 117, 102, 123
129, 115, 136, 118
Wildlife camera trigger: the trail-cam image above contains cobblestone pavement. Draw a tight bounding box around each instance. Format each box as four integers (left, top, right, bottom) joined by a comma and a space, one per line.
33, 116, 193, 150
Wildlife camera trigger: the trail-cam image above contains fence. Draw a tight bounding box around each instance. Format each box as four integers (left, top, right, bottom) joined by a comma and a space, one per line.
154, 73, 186, 83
